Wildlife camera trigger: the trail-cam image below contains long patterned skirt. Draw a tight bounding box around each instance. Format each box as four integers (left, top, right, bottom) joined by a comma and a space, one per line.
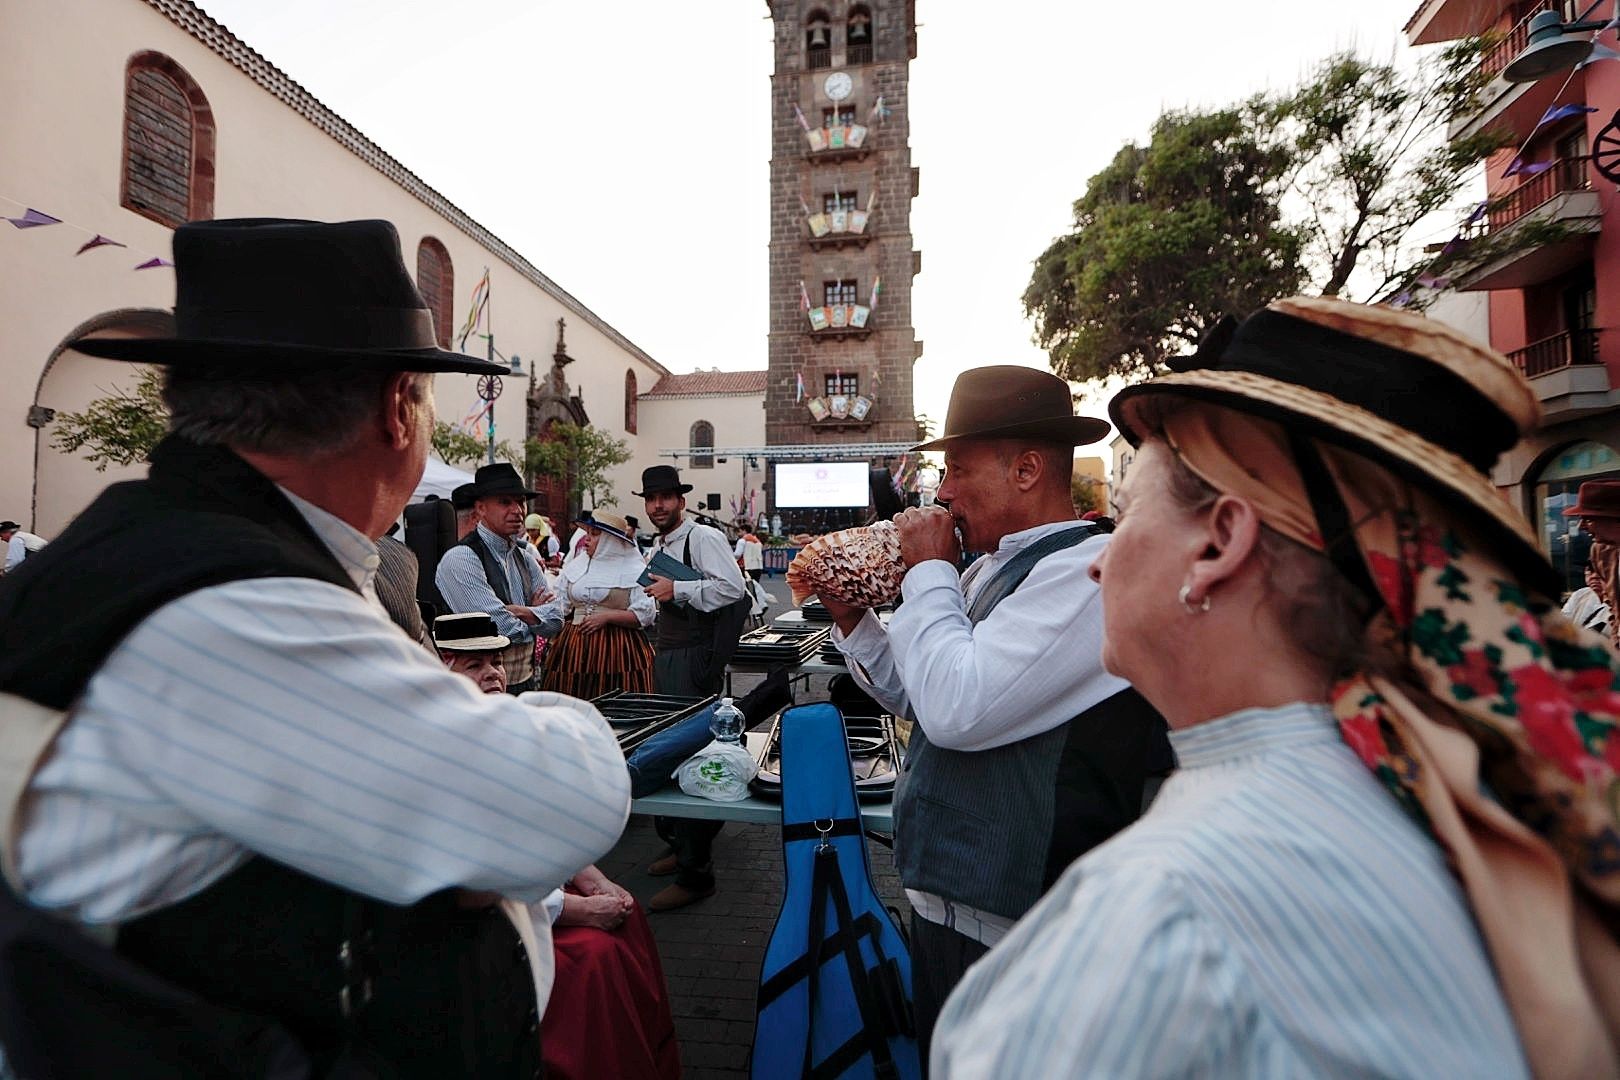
539, 621, 655, 700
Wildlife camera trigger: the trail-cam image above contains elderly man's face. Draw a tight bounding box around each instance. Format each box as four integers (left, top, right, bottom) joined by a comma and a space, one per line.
935, 441, 1027, 552
441, 649, 507, 695
477, 495, 528, 538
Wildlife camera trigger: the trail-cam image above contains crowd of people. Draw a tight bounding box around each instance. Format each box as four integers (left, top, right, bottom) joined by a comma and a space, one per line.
0, 216, 1617, 1079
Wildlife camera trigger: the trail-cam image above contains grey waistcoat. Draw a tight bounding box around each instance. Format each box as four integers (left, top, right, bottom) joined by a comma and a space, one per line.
891, 526, 1172, 921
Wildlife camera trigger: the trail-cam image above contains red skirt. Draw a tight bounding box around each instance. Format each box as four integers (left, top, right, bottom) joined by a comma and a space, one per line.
539, 621, 655, 700
541, 901, 681, 1080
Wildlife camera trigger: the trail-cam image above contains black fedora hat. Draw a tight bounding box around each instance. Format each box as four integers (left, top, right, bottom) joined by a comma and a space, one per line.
634, 465, 693, 497
68, 218, 505, 375
471, 463, 538, 500
450, 482, 478, 511
912, 365, 1110, 451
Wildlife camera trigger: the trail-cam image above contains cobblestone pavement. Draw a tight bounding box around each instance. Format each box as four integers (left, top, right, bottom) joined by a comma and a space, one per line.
599, 575, 907, 1079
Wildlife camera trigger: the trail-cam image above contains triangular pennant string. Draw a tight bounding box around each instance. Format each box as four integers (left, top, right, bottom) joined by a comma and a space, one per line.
75, 234, 126, 256
6, 208, 61, 229
133, 257, 173, 270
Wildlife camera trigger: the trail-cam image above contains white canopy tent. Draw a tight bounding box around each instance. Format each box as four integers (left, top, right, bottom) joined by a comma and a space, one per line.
412, 458, 476, 504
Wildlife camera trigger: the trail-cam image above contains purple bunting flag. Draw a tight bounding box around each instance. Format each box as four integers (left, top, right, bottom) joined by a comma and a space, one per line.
133, 257, 174, 270
1538, 103, 1599, 128
75, 234, 126, 256
1518, 160, 1557, 178
1465, 201, 1489, 225
1390, 292, 1413, 309
5, 208, 62, 229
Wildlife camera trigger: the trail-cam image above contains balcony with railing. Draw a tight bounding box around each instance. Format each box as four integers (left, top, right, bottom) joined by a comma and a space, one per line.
1488, 156, 1594, 231
1455, 156, 1603, 290
1450, 7, 1576, 141
847, 42, 873, 65
1478, 10, 1533, 80
1510, 328, 1602, 377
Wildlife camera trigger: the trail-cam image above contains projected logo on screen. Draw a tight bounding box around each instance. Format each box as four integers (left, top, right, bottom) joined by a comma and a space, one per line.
775, 462, 869, 508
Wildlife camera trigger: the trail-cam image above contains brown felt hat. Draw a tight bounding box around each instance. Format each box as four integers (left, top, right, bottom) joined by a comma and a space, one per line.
911, 365, 1110, 452
1563, 480, 1620, 519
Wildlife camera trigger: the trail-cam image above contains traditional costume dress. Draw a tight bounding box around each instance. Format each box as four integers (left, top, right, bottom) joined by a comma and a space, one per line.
539, 518, 656, 700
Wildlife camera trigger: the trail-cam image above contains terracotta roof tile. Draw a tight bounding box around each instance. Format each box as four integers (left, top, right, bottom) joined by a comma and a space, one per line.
642, 370, 768, 398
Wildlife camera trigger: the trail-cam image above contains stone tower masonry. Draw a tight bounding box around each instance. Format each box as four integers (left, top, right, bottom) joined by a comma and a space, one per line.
764, 1, 921, 468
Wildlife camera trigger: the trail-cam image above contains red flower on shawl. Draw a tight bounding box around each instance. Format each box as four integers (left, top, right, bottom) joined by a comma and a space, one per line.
1567, 667, 1620, 718
1339, 709, 1389, 768
1447, 649, 1500, 700
1413, 526, 1454, 570
1366, 551, 1413, 628
1508, 664, 1592, 782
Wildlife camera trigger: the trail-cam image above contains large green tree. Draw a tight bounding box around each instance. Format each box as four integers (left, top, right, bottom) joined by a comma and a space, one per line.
1026, 39, 1517, 384
1025, 106, 1305, 382
525, 421, 633, 513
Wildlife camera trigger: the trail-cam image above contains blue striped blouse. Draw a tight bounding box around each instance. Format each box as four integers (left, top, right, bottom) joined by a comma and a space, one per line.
932, 701, 1527, 1078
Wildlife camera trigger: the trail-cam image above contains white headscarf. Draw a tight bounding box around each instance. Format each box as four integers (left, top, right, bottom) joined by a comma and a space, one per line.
561, 528, 645, 590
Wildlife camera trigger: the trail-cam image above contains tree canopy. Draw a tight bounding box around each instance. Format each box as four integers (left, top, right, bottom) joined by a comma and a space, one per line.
1026, 40, 1516, 384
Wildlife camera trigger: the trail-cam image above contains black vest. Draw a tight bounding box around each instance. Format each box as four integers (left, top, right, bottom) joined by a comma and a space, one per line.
457, 527, 536, 607
891, 526, 1175, 919
0, 437, 539, 1078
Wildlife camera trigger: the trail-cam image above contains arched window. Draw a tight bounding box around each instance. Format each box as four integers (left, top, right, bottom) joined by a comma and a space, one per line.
847, 5, 874, 64
806, 9, 832, 69
121, 51, 215, 227
624, 369, 638, 434
416, 238, 454, 349
690, 420, 715, 469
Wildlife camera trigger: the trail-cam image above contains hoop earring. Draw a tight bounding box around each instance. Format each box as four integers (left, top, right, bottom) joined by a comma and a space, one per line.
1178, 584, 1211, 614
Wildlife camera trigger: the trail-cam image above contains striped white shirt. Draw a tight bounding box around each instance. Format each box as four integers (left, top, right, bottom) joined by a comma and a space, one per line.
16, 489, 631, 924
436, 522, 558, 643
932, 702, 1527, 1079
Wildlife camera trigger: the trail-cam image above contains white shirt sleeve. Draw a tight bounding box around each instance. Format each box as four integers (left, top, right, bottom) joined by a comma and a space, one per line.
886, 533, 1126, 751
628, 584, 657, 628
830, 611, 913, 718
673, 526, 747, 612
22, 577, 631, 918
5, 534, 25, 572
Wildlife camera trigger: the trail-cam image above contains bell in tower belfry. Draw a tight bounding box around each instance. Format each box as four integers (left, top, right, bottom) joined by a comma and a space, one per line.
808, 23, 829, 46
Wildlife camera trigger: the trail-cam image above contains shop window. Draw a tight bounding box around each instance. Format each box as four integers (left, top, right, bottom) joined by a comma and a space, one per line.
690, 420, 714, 469
1534, 440, 1620, 594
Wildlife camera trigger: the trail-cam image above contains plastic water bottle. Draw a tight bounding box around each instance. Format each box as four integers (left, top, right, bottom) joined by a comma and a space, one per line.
710, 697, 745, 743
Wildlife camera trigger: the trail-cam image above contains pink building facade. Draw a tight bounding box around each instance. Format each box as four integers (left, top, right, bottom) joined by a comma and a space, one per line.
1409, 0, 1620, 590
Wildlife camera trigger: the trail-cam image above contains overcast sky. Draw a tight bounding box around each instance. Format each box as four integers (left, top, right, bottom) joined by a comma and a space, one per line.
194, 0, 1434, 429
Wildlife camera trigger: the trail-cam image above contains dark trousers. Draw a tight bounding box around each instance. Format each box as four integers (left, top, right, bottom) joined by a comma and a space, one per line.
652, 815, 724, 890
909, 911, 990, 1076
653, 642, 724, 890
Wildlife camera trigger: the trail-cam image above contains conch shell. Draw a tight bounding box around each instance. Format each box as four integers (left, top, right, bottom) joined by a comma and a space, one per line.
786, 521, 905, 607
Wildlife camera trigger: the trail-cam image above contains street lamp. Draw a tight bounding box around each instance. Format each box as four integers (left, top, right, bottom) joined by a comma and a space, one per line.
1504, 7, 1620, 82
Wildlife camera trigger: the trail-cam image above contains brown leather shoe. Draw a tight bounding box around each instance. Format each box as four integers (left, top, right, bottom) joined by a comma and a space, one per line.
648, 882, 716, 912
647, 852, 678, 877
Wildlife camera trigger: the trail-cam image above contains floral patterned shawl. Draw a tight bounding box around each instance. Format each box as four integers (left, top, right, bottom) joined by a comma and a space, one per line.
1164, 402, 1620, 1080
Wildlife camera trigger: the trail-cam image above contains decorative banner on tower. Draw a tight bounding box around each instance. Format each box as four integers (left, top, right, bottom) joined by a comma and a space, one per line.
457, 269, 491, 350
795, 370, 806, 403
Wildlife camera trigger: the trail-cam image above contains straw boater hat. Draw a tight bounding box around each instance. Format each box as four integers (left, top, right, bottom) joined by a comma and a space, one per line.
575, 509, 635, 545
1109, 296, 1554, 592
912, 365, 1110, 451
432, 612, 510, 653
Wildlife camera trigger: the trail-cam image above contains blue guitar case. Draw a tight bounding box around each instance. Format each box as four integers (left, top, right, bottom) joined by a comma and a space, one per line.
751, 703, 920, 1080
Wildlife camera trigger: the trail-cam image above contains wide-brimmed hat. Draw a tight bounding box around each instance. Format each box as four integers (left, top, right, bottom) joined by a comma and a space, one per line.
1562, 479, 1620, 520
912, 365, 1110, 452
432, 612, 510, 652
1109, 296, 1555, 592
0, 522, 16, 533
471, 462, 537, 500
450, 483, 477, 511
68, 218, 505, 375
634, 465, 692, 497
576, 509, 634, 545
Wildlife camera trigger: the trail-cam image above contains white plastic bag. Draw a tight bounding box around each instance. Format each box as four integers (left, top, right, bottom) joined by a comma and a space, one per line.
675, 740, 759, 802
